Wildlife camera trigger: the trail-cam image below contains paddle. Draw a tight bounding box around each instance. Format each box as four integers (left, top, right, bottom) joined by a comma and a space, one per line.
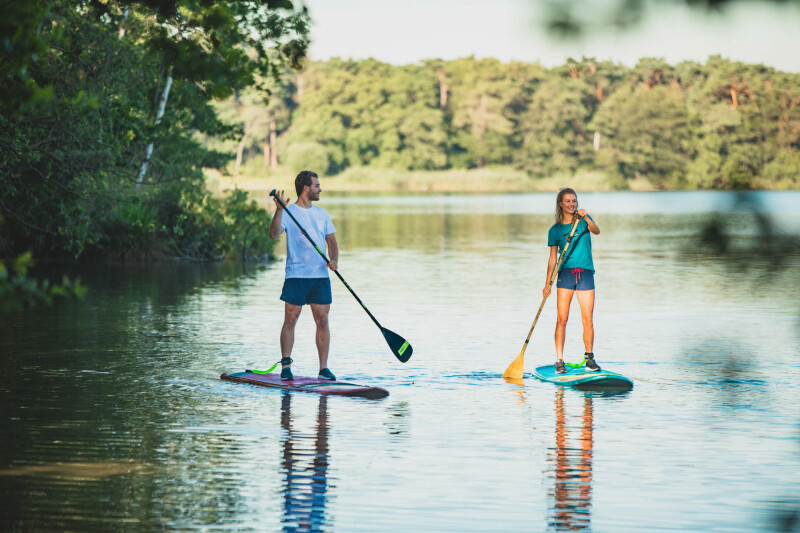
502, 215, 583, 379
269, 189, 413, 363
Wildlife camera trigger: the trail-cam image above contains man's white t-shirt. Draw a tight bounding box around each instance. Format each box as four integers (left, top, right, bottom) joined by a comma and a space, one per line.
280, 204, 336, 279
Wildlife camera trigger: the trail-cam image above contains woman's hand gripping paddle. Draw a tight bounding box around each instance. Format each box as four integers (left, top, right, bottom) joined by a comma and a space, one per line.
502, 215, 582, 379
269, 189, 413, 363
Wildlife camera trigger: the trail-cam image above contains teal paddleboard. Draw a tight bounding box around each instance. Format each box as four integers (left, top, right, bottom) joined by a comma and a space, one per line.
532, 363, 633, 391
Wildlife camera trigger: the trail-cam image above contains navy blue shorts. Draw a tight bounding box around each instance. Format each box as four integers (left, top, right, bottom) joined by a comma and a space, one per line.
281, 278, 332, 306
556, 268, 595, 291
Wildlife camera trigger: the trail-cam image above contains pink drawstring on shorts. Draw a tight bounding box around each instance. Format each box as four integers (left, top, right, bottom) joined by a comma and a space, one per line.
572, 268, 584, 285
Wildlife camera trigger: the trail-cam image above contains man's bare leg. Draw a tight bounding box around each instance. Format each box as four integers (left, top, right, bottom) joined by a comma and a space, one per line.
281, 302, 302, 367
310, 303, 330, 371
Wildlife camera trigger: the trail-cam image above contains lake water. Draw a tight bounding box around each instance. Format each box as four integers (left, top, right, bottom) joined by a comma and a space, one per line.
1, 191, 799, 531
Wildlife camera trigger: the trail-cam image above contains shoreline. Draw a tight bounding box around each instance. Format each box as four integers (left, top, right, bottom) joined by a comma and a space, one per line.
205, 165, 800, 195
206, 166, 661, 194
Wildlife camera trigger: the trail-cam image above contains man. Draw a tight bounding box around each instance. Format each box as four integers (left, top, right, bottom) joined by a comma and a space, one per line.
269, 170, 338, 381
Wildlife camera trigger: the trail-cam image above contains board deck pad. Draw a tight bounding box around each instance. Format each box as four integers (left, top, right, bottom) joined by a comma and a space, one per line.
532, 364, 633, 391
221, 371, 389, 399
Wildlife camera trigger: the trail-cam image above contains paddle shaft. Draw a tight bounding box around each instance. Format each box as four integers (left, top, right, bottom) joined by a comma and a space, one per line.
269, 190, 384, 330
520, 215, 583, 352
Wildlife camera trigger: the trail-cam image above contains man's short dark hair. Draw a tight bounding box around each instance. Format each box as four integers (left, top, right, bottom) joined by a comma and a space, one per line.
295, 170, 318, 197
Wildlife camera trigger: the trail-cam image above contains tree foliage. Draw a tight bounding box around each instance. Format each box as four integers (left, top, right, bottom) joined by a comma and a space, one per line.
541, 0, 800, 38
1, 0, 309, 261
222, 55, 799, 190
0, 249, 86, 311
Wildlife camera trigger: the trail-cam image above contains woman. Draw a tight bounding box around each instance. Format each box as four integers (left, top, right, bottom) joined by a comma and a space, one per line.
543, 188, 601, 374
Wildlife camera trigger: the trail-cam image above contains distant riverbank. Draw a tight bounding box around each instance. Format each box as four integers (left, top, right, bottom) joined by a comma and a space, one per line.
207, 164, 662, 195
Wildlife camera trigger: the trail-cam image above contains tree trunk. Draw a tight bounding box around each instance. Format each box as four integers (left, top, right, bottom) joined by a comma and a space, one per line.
264, 139, 270, 167
269, 113, 278, 170
437, 69, 449, 109
137, 67, 173, 186
296, 74, 304, 104
730, 85, 739, 110
475, 94, 487, 168
476, 94, 488, 139
593, 131, 600, 152
118, 6, 129, 39
235, 135, 246, 174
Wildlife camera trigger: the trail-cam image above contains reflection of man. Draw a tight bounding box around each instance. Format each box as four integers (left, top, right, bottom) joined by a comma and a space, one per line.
269, 171, 338, 381
280, 392, 330, 531
549, 389, 593, 531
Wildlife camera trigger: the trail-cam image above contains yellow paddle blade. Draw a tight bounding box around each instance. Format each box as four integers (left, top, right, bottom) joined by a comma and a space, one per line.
502, 349, 526, 380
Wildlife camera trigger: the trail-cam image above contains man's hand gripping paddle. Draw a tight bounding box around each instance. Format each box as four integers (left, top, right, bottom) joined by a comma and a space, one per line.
270, 189, 412, 363
502, 215, 582, 379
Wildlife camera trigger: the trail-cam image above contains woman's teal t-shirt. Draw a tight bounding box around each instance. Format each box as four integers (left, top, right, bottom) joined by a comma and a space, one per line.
547, 216, 595, 272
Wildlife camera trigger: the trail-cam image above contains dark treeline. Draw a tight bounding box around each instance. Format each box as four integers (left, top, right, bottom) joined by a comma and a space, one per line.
1, 0, 308, 265
228, 56, 800, 190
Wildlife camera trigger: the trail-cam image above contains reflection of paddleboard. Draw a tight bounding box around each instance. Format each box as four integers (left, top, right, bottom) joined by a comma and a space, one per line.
532, 364, 633, 391
220, 370, 389, 399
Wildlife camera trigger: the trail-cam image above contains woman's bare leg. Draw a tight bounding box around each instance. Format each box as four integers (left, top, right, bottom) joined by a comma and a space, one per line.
555, 288, 575, 361
575, 289, 595, 354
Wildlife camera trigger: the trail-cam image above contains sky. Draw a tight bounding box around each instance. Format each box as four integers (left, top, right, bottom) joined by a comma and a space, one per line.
303, 0, 800, 72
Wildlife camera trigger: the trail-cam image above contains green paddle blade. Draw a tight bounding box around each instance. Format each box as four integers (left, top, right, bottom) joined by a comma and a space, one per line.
382, 327, 412, 363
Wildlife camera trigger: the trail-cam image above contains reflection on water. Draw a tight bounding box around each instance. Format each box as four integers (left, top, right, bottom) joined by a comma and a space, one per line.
0, 460, 147, 479
1, 191, 798, 531
548, 389, 594, 531
281, 393, 330, 533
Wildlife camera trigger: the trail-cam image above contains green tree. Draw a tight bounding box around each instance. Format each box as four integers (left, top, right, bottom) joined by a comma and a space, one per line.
192, 55, 800, 191
591, 84, 692, 187
371, 64, 448, 170
445, 57, 520, 168
514, 76, 593, 177
280, 59, 448, 173
684, 57, 800, 189
1, 0, 308, 260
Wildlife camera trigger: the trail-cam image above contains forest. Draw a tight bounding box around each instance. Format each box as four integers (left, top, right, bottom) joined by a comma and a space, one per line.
1, 0, 308, 266
222, 55, 800, 191
2, 1, 799, 277
0, 0, 309, 307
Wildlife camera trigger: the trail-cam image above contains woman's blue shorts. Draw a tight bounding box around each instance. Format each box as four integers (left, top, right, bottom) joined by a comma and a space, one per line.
556, 268, 595, 291
280, 278, 332, 306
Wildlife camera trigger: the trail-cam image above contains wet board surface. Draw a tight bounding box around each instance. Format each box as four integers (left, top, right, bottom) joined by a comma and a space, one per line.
220, 371, 389, 399
532, 364, 633, 392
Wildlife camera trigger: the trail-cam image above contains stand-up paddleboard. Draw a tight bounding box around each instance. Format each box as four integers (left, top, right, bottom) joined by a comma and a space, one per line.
532, 363, 633, 391
221, 370, 389, 399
